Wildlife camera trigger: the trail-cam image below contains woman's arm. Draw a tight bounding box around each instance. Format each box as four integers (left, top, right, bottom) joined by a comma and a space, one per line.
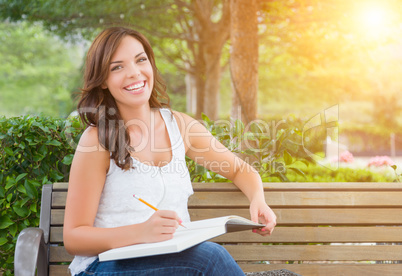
174, 112, 277, 235
63, 127, 180, 256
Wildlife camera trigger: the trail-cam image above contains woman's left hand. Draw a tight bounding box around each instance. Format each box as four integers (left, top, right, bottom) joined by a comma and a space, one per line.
249, 199, 277, 236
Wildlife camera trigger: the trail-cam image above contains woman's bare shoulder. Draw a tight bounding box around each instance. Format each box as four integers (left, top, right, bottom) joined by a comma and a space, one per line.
172, 110, 199, 128
77, 126, 106, 152
73, 126, 110, 170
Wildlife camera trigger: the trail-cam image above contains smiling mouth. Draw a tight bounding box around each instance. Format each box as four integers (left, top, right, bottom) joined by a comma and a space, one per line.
124, 81, 145, 92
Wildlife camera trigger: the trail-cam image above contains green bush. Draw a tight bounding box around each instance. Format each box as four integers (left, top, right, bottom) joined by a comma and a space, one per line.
188, 114, 309, 182
285, 163, 394, 182
0, 115, 82, 275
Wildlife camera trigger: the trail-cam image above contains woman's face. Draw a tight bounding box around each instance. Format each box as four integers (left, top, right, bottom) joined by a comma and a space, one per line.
103, 35, 154, 110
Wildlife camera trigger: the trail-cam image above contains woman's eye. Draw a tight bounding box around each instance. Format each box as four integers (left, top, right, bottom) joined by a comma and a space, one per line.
111, 65, 122, 71
138, 57, 147, 63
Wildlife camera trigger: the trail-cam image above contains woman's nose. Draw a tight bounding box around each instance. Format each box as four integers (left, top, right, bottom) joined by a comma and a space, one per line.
127, 62, 140, 78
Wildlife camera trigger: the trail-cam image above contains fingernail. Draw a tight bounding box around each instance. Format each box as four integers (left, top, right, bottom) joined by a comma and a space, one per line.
261, 228, 266, 232
252, 229, 257, 233
179, 219, 183, 224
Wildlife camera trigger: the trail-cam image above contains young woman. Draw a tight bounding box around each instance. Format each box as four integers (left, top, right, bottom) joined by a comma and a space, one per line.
64, 26, 276, 276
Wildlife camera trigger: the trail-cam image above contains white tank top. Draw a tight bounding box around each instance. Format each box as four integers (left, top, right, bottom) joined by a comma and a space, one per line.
69, 109, 194, 275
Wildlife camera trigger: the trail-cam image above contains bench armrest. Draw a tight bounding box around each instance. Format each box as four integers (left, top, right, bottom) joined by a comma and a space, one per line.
14, 227, 48, 276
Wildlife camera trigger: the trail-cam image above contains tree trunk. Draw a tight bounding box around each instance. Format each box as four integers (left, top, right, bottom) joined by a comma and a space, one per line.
191, 0, 230, 120
195, 68, 206, 119
202, 42, 224, 120
230, 0, 259, 124
185, 72, 196, 114
193, 44, 206, 119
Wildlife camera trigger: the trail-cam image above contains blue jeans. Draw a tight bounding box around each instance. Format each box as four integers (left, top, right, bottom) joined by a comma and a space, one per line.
76, 242, 245, 275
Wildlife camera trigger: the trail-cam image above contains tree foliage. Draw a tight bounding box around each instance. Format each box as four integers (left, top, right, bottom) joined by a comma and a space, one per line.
0, 0, 232, 120
0, 21, 82, 117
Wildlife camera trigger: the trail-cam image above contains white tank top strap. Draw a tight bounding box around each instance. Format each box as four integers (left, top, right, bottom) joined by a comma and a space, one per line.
158, 108, 185, 159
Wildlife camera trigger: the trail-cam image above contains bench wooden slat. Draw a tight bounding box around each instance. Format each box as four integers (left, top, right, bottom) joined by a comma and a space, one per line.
240, 264, 402, 276
49, 265, 70, 276
189, 191, 402, 207
274, 208, 402, 225
49, 244, 402, 263
50, 247, 73, 262
50, 226, 402, 244
225, 245, 402, 261
51, 208, 402, 226
53, 181, 402, 191
51, 191, 402, 208
257, 226, 402, 243
189, 208, 402, 225
49, 263, 402, 276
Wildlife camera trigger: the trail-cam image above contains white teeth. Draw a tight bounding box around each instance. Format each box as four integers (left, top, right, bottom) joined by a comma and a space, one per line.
125, 82, 145, 91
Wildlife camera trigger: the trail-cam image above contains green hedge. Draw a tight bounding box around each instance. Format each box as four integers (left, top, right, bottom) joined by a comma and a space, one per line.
286, 163, 394, 182
0, 115, 82, 275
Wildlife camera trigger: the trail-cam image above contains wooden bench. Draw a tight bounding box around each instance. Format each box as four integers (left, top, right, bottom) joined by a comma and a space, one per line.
14, 182, 402, 276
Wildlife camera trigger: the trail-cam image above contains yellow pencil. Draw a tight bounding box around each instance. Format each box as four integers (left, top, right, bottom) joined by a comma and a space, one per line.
133, 194, 186, 228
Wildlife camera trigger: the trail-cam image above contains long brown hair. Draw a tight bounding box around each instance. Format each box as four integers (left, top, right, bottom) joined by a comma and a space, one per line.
78, 27, 170, 170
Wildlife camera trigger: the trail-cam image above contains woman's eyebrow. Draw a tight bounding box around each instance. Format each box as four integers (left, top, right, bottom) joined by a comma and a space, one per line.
110, 52, 146, 64
135, 52, 145, 58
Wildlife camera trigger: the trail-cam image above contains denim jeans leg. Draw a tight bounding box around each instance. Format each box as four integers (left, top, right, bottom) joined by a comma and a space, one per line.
76, 242, 245, 276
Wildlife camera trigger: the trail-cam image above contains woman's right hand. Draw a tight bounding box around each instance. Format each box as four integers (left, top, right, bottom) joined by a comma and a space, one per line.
140, 210, 182, 243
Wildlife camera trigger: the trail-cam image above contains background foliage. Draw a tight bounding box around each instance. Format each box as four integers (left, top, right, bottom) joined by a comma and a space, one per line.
2, 1, 402, 126
1, 1, 401, 157
0, 115, 82, 274
0, 21, 83, 117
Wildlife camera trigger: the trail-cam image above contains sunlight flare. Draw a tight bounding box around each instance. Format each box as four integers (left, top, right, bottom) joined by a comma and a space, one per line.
356, 4, 393, 39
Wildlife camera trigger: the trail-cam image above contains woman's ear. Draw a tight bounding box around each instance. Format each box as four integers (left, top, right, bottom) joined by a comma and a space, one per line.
101, 83, 107, 89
